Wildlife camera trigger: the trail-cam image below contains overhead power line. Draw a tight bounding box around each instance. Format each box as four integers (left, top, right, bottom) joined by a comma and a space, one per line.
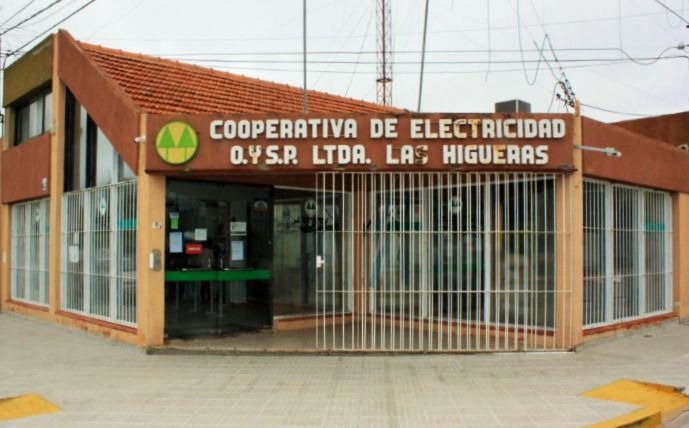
83, 10, 688, 45
0, 0, 39, 29
5, 0, 98, 60
580, 102, 655, 117
151, 54, 689, 66
0, 0, 65, 36
653, 0, 689, 27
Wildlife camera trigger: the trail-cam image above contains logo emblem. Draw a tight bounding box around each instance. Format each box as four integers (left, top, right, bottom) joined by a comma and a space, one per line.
155, 121, 198, 165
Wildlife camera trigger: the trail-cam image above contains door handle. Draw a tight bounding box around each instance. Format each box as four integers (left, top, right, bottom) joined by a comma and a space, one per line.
316, 255, 325, 269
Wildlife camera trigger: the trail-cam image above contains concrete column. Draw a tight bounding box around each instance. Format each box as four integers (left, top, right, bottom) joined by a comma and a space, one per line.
135, 113, 167, 347
555, 109, 584, 349
673, 192, 689, 319
48, 39, 66, 314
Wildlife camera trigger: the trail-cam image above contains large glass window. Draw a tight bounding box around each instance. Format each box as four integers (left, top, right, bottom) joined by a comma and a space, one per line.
61, 181, 137, 325
316, 172, 564, 351
13, 90, 52, 145
11, 198, 50, 306
366, 174, 556, 328
583, 180, 672, 328
273, 188, 350, 317
64, 90, 134, 192
60, 91, 137, 326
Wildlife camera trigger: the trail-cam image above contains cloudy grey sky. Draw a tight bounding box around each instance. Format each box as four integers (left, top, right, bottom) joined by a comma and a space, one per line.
1, 0, 688, 122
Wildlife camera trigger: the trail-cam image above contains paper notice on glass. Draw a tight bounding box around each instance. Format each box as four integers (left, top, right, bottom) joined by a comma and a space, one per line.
231, 240, 244, 261
194, 228, 207, 241
169, 232, 183, 254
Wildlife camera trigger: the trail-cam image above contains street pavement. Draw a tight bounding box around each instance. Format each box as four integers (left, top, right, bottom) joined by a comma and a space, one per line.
1, 312, 689, 427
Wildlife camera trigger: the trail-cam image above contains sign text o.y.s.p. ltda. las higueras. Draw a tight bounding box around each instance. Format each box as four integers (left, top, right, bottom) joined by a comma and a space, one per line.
146, 113, 573, 173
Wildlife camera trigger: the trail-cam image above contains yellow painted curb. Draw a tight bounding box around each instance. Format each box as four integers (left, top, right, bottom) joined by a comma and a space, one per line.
581, 380, 689, 428
0, 393, 61, 421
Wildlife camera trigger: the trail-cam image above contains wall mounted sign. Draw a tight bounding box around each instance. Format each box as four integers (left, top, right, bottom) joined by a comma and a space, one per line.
155, 121, 199, 165
146, 113, 574, 173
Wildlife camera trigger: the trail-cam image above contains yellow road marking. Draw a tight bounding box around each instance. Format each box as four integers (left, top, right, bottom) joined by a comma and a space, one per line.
0, 394, 61, 421
582, 380, 689, 428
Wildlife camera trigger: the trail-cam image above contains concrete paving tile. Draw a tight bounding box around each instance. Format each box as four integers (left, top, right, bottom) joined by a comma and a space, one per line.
2, 313, 689, 427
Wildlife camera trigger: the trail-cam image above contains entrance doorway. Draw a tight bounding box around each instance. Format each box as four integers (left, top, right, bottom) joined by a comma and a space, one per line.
164, 180, 272, 338
315, 172, 574, 352
272, 187, 351, 318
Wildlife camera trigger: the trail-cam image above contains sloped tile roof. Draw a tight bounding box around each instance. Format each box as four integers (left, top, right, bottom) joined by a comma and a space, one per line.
77, 41, 402, 115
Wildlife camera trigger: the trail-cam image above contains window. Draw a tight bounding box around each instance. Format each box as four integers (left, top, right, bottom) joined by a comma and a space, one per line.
11, 198, 50, 306
583, 180, 672, 328
14, 90, 52, 145
60, 90, 137, 326
64, 90, 134, 192
61, 181, 137, 325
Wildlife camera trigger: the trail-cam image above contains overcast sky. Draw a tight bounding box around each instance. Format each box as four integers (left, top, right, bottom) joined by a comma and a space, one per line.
1, 0, 688, 122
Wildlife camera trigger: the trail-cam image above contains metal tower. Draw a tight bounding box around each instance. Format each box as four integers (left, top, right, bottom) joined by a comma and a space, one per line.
376, 0, 392, 106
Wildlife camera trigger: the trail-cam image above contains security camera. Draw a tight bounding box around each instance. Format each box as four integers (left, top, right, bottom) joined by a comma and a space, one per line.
679, 143, 689, 151
134, 135, 146, 144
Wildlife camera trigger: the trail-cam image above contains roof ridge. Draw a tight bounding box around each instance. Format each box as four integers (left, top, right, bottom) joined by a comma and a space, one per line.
76, 40, 402, 113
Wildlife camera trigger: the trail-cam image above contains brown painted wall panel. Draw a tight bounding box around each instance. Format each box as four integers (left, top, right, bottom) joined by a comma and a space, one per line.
614, 112, 689, 147
56, 31, 139, 173
582, 117, 689, 193
1, 134, 51, 203
146, 113, 574, 174
3, 36, 53, 107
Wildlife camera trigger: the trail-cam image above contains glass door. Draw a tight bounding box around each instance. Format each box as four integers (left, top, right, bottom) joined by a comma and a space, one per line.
164, 180, 272, 338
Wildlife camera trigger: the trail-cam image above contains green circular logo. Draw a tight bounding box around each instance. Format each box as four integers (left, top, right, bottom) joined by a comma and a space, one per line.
155, 121, 198, 165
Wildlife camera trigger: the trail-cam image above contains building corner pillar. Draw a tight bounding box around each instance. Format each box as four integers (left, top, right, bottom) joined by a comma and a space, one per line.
556, 106, 584, 350
672, 193, 689, 319
48, 36, 66, 315
135, 113, 166, 347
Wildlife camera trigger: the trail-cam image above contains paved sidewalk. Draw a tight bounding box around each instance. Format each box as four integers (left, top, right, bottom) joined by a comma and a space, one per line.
1, 312, 688, 427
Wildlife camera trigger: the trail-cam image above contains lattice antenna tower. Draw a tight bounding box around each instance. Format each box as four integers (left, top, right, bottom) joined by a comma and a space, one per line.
376, 0, 393, 106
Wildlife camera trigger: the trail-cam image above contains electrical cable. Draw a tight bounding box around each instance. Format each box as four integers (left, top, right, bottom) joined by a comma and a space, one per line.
580, 102, 654, 117
165, 54, 689, 65
16, 0, 79, 29
344, 5, 373, 96
0, 0, 65, 36
313, 0, 369, 88
0, 0, 39, 29
5, 0, 98, 61
664, 0, 687, 28
142, 46, 686, 57
83, 10, 682, 44
654, 0, 689, 26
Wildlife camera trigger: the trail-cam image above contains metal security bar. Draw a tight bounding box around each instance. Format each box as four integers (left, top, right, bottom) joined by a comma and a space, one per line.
583, 179, 672, 328
11, 198, 50, 306
61, 180, 137, 326
316, 172, 573, 351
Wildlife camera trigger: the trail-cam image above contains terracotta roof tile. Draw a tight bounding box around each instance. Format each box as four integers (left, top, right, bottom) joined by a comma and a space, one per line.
76, 41, 403, 115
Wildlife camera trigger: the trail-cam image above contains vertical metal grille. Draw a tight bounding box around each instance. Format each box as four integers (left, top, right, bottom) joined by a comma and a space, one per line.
583, 179, 672, 328
61, 180, 137, 326
316, 172, 572, 351
11, 198, 50, 306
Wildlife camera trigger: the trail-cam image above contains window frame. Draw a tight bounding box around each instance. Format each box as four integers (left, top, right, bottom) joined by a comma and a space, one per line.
64, 89, 134, 192
583, 178, 673, 329
13, 89, 52, 146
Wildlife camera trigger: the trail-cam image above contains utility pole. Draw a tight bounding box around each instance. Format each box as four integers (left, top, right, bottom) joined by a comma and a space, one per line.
376, 0, 392, 106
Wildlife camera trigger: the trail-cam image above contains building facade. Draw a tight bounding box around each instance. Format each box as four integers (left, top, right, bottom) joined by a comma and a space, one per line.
1, 31, 688, 352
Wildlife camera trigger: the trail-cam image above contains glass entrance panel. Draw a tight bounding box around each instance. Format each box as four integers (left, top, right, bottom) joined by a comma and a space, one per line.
164, 180, 272, 338
272, 187, 350, 317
